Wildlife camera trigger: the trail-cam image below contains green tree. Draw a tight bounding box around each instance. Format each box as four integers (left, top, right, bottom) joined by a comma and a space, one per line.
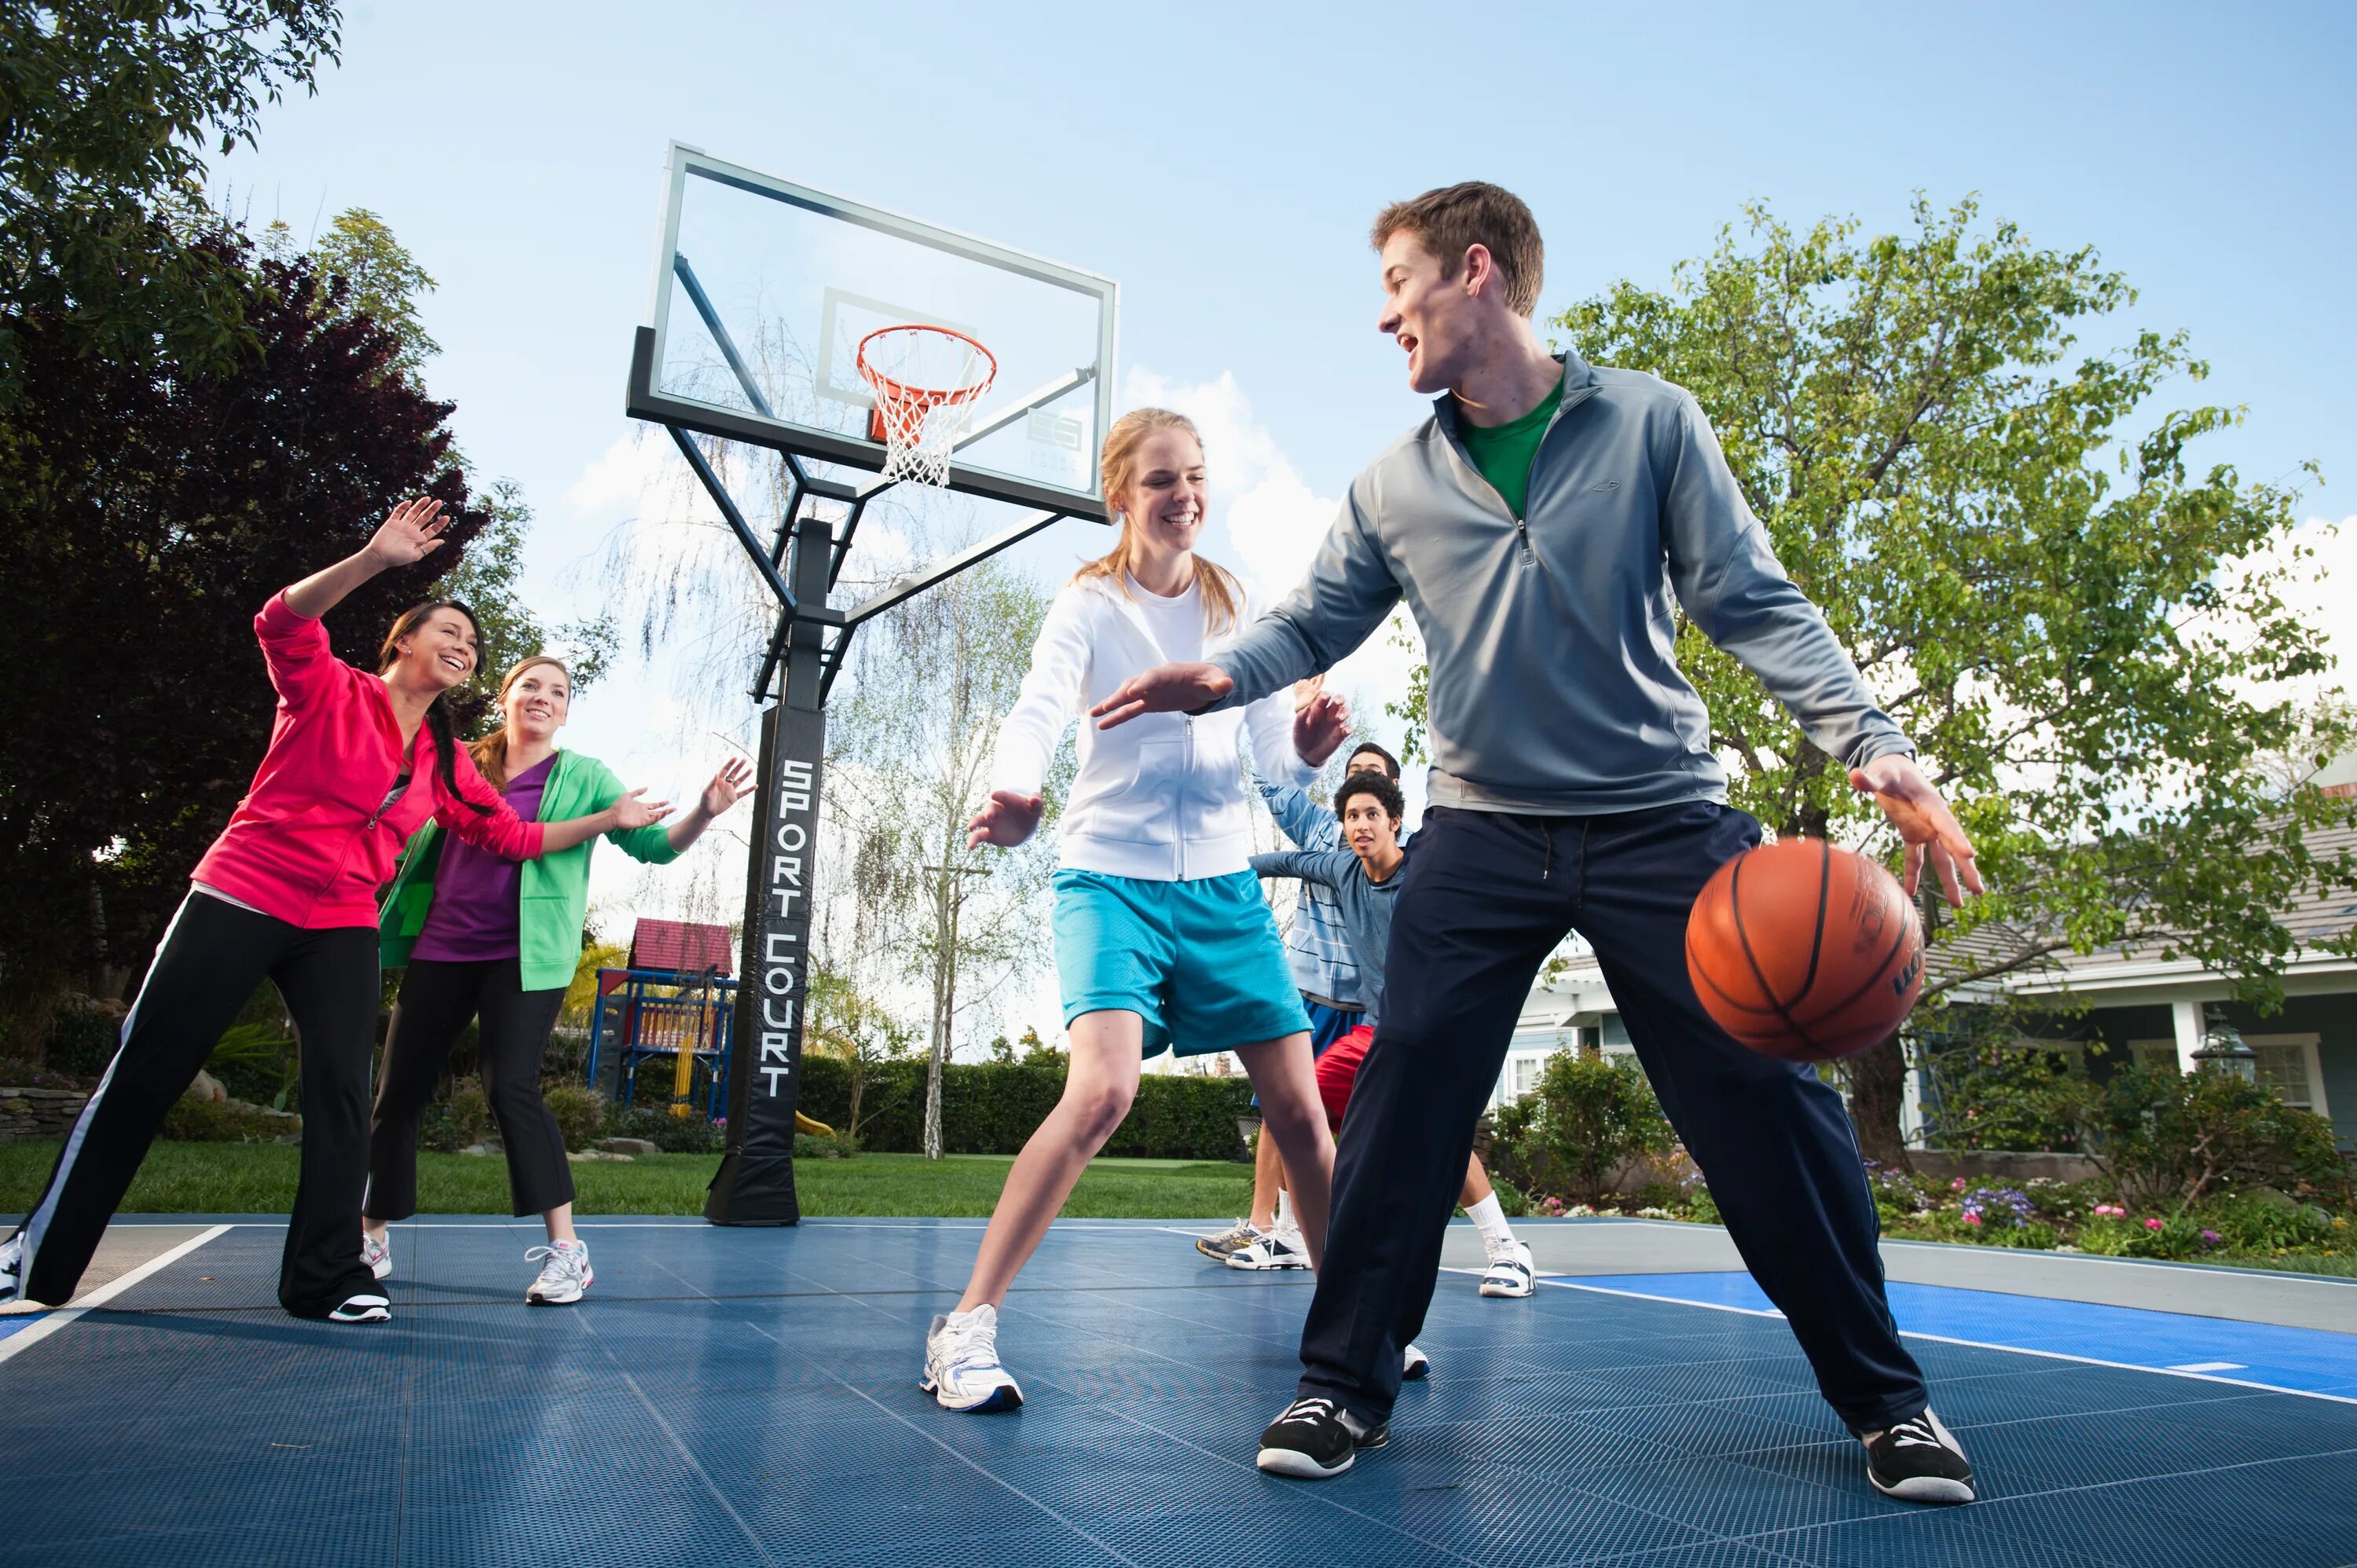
0, 2, 342, 399
1391, 196, 2355, 1165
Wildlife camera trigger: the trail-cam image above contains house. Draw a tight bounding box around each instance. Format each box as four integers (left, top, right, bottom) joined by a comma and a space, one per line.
1494, 816, 2357, 1154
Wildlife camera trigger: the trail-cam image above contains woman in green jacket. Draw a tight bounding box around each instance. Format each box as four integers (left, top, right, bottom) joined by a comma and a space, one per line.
365, 654, 751, 1303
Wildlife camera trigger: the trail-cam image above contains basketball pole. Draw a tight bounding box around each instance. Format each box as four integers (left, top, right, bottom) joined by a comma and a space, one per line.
634, 328, 1088, 1223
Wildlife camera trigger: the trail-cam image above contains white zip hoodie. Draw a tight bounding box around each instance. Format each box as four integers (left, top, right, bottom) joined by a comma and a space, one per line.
991, 573, 1317, 881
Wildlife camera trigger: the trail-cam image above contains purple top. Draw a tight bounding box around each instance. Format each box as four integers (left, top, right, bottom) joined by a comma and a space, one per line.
410, 752, 558, 964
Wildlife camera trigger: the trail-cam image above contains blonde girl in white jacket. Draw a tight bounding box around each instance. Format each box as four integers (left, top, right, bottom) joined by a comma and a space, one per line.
922, 408, 1351, 1412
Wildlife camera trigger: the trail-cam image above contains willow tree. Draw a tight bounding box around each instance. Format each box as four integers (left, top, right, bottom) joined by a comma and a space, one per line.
825, 551, 1065, 1159
1395, 196, 2352, 1164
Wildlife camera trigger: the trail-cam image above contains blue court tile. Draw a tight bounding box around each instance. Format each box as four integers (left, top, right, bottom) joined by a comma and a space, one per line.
1564, 1271, 2357, 1398
8, 1217, 2354, 1568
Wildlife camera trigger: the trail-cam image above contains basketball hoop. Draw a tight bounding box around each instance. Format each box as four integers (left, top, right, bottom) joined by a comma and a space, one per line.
856, 324, 998, 487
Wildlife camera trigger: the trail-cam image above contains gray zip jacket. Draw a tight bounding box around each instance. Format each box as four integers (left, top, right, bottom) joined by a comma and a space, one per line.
1208, 351, 1912, 815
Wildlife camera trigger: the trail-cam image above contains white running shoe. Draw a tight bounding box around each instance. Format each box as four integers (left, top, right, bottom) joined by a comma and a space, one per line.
328, 1293, 391, 1324
361, 1231, 393, 1282
1479, 1238, 1535, 1299
1225, 1225, 1311, 1270
1402, 1343, 1430, 1380
922, 1304, 1024, 1412
524, 1241, 593, 1305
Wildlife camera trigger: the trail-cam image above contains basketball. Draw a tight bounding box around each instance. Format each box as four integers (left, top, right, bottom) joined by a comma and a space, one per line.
1684, 838, 1923, 1062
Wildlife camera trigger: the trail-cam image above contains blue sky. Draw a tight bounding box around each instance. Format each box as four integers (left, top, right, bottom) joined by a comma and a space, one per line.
211, 1, 2356, 1040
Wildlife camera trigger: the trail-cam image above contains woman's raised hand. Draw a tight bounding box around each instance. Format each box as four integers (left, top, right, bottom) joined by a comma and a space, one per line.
365, 498, 453, 570
700, 758, 754, 819
967, 789, 1044, 849
1294, 688, 1351, 768
607, 786, 675, 830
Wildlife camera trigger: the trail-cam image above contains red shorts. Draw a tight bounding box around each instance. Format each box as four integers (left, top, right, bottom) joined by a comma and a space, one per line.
1314, 1023, 1375, 1130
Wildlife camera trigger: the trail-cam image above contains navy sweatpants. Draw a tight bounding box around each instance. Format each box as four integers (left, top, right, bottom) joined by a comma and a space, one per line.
1296, 801, 1927, 1434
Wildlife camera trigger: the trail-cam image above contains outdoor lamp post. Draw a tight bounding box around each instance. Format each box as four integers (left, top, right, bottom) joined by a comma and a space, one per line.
2190, 1003, 2258, 1082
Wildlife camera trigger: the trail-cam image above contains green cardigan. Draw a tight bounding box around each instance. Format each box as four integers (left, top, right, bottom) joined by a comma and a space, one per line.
378, 749, 681, 991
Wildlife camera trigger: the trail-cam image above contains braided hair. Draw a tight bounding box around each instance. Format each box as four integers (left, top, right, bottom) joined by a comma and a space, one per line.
376, 600, 496, 816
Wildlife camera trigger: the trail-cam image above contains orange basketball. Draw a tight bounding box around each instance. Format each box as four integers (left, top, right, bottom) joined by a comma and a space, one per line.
1684, 838, 1923, 1062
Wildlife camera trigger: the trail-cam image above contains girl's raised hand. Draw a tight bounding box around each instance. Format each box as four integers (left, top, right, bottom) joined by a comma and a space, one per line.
966, 789, 1043, 849
608, 786, 675, 830
365, 498, 453, 569
700, 757, 754, 818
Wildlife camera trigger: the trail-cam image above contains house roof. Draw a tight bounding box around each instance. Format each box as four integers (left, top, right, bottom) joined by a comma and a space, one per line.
626, 918, 735, 978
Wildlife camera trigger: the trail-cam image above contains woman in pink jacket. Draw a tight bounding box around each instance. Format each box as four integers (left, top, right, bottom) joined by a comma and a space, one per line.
0, 499, 666, 1323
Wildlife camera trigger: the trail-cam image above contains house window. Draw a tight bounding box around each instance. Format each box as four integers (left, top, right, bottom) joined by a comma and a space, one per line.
1509, 1055, 1543, 1100
2248, 1035, 2326, 1116
1602, 1014, 1630, 1049
2128, 1039, 2181, 1073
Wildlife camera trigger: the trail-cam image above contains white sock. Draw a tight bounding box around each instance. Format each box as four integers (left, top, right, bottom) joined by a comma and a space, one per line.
1466, 1194, 1514, 1251
1275, 1189, 1296, 1233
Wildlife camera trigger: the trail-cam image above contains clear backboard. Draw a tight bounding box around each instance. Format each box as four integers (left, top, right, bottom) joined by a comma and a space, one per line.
628, 143, 1118, 519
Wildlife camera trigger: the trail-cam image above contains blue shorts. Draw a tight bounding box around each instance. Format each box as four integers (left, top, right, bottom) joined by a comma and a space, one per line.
1052, 868, 1310, 1057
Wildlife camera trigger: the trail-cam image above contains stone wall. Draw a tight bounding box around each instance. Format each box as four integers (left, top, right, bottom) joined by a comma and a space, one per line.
0, 1087, 90, 1142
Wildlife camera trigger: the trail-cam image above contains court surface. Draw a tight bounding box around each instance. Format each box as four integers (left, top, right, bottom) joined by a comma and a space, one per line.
2, 1214, 2352, 1566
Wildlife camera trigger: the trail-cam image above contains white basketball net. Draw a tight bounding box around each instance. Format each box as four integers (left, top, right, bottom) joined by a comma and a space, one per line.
857, 325, 997, 488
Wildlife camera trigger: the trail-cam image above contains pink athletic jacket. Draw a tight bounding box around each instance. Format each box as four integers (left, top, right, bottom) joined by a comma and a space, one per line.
189, 592, 547, 929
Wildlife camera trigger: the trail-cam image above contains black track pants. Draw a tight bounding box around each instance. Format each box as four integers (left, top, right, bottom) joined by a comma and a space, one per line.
365, 958, 572, 1222
1295, 802, 1929, 1435
13, 892, 381, 1316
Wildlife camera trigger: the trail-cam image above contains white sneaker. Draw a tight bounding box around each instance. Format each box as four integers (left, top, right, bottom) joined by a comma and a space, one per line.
328, 1293, 391, 1324
1402, 1343, 1430, 1380
922, 1304, 1024, 1412
361, 1232, 393, 1282
1479, 1238, 1535, 1299
524, 1241, 593, 1305
1225, 1225, 1311, 1270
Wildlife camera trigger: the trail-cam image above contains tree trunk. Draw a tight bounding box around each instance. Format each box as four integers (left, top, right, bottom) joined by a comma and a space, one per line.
1846, 1032, 1912, 1171
921, 855, 961, 1160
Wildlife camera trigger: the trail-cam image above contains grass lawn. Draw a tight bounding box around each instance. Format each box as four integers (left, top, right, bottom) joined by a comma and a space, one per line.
0, 1141, 1255, 1220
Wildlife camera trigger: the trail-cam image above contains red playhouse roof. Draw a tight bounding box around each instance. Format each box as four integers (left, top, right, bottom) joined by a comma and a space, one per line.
626, 918, 735, 978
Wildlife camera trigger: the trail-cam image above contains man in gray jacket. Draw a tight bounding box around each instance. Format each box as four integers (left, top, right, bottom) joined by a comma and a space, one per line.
1094, 181, 1984, 1504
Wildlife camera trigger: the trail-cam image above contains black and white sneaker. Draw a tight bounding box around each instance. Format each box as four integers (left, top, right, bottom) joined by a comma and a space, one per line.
1194, 1218, 1263, 1262
327, 1293, 392, 1324
1225, 1225, 1310, 1270
1864, 1408, 1975, 1504
1402, 1343, 1429, 1380
1256, 1396, 1387, 1479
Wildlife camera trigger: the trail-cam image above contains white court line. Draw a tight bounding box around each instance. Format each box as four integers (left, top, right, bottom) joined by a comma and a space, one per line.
0, 1224, 232, 1367
1527, 1273, 2357, 1408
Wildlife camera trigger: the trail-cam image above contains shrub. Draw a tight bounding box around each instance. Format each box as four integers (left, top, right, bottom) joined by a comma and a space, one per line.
40, 995, 124, 1078
1490, 1051, 1673, 1204
204, 1023, 299, 1109
793, 1132, 852, 1160
793, 1054, 1252, 1160
428, 1076, 491, 1152
604, 1104, 722, 1153
542, 1085, 604, 1152
1485, 1175, 1527, 1218
160, 1097, 294, 1143
1922, 1039, 2086, 1152
2078, 1064, 2354, 1212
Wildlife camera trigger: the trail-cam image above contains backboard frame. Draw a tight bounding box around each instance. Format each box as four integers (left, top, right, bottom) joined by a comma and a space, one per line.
627, 142, 1118, 522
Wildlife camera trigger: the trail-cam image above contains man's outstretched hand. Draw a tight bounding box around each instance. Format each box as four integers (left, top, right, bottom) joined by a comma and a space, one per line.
1295, 689, 1350, 768
1849, 754, 1985, 907
967, 789, 1044, 849
1091, 661, 1234, 728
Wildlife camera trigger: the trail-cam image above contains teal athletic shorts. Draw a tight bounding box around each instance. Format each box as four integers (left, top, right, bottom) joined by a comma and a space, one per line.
1050, 868, 1310, 1057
